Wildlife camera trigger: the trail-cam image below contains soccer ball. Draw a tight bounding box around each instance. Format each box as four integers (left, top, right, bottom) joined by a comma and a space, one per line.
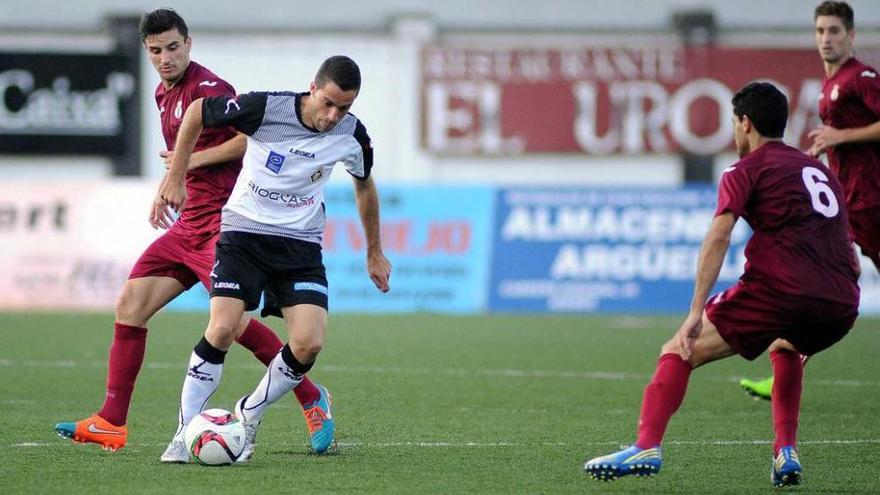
183, 408, 246, 465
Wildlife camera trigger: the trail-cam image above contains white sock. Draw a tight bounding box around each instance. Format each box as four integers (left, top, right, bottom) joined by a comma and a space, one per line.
241, 350, 304, 421
175, 350, 224, 436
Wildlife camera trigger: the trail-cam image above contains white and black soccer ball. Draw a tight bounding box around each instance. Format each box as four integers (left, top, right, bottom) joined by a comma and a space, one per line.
184, 408, 246, 465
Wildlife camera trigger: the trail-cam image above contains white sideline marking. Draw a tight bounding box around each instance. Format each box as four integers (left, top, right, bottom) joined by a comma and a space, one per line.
0, 358, 877, 388
17, 438, 880, 449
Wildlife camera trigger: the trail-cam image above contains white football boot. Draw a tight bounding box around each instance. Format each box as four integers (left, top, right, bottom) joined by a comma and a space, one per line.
234, 395, 262, 463
160, 433, 189, 463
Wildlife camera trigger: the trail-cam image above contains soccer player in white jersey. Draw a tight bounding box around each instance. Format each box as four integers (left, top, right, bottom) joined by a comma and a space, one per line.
157, 55, 391, 461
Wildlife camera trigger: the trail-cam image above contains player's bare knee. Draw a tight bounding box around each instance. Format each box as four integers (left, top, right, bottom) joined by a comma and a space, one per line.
291, 340, 323, 362
205, 321, 237, 350
115, 286, 148, 327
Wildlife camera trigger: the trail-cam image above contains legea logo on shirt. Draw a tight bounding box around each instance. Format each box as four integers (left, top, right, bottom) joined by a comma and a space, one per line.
265, 151, 286, 174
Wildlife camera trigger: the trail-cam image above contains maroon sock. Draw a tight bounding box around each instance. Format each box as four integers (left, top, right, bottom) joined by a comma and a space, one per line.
293, 374, 321, 406
635, 353, 692, 449
771, 350, 802, 456
97, 323, 147, 426
236, 319, 320, 406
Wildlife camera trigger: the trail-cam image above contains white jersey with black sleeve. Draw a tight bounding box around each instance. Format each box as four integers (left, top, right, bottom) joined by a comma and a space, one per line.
201, 91, 373, 244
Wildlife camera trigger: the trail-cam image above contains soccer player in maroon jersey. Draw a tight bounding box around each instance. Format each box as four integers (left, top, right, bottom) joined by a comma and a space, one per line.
54, 9, 332, 460
740, 1, 879, 401
584, 82, 860, 487
810, 1, 880, 253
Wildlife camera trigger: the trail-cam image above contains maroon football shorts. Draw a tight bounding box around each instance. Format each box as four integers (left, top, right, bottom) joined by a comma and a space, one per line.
128, 226, 218, 291
705, 280, 858, 360
849, 207, 880, 273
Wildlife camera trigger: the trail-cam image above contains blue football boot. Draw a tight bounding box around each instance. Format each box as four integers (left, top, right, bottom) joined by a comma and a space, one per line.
303, 384, 336, 454
771, 446, 802, 487
584, 445, 662, 481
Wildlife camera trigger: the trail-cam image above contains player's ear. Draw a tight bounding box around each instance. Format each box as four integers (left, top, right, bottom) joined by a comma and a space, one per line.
741, 115, 753, 134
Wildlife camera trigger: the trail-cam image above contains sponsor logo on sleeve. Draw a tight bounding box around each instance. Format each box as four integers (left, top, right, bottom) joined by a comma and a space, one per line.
199, 80, 219, 87
225, 97, 240, 114
860, 70, 877, 78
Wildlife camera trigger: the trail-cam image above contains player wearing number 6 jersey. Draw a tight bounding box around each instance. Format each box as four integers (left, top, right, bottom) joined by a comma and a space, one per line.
583, 82, 859, 487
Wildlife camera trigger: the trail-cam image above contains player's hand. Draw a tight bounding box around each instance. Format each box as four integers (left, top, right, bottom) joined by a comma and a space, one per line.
808, 125, 844, 155
158, 177, 187, 213
805, 141, 824, 158
367, 251, 392, 293
160, 150, 174, 169
149, 191, 176, 230
675, 311, 703, 360
161, 150, 198, 171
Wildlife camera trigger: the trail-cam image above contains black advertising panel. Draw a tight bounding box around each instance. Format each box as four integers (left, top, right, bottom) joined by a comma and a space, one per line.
0, 53, 137, 155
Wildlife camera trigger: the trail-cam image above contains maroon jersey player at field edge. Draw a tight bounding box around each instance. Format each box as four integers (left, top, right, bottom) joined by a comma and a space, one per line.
584, 82, 859, 487
809, 0, 880, 271
54, 9, 328, 459
738, 1, 878, 402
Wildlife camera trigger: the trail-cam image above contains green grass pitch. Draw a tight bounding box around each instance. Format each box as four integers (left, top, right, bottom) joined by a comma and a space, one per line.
0, 312, 877, 494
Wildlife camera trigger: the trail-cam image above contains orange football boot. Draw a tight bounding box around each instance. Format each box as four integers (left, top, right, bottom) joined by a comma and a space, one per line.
54, 414, 128, 451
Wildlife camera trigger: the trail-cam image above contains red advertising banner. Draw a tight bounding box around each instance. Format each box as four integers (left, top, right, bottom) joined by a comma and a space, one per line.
422, 45, 824, 155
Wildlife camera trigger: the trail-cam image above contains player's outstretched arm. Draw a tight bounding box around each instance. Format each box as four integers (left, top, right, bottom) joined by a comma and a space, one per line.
160, 133, 247, 171
353, 175, 391, 293
676, 212, 735, 358
158, 98, 205, 213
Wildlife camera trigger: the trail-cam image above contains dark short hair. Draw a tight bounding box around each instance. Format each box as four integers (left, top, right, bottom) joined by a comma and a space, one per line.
139, 8, 189, 42
815, 1, 854, 31
314, 56, 361, 92
732, 82, 788, 138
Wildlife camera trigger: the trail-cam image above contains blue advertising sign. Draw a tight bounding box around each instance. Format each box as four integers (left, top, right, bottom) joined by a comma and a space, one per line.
323, 184, 494, 313
169, 184, 495, 314
488, 187, 750, 313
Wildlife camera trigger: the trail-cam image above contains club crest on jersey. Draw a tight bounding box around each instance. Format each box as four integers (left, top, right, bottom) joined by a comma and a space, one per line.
174, 100, 183, 119
830, 84, 840, 101
265, 151, 286, 174
310, 169, 323, 183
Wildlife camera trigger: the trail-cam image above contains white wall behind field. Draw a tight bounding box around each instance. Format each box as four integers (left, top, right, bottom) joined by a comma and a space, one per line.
3, 0, 880, 31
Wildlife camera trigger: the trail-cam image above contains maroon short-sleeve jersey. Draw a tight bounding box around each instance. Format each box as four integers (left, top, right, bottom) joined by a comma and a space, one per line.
716, 142, 859, 304
819, 57, 880, 210
154, 61, 241, 240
